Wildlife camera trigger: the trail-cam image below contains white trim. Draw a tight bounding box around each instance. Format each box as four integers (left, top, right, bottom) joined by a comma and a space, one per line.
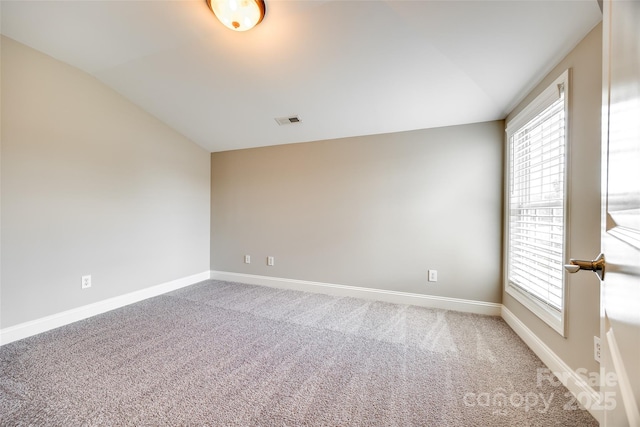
0, 271, 211, 346
209, 270, 502, 316
0, 268, 603, 425
501, 305, 603, 424
503, 69, 571, 337
506, 69, 569, 133
505, 284, 564, 336
606, 327, 640, 426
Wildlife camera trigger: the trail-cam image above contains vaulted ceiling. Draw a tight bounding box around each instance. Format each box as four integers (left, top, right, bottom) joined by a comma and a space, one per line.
1, 0, 602, 152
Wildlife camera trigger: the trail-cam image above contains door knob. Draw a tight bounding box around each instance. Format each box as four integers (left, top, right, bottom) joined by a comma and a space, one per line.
564, 253, 605, 280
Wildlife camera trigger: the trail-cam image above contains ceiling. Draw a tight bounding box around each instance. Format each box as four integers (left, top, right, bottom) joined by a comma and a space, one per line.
1, 0, 602, 153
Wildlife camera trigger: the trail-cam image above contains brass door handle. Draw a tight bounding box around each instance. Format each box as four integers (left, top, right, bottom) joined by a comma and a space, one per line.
564, 253, 605, 280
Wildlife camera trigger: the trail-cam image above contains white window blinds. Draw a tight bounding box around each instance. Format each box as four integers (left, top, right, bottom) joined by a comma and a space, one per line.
506, 71, 568, 316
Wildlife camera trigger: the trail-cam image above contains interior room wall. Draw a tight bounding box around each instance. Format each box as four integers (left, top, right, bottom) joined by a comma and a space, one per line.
1, 36, 211, 328
503, 24, 602, 379
211, 120, 504, 304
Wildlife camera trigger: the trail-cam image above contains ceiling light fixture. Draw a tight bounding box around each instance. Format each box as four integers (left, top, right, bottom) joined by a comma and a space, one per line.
207, 0, 266, 32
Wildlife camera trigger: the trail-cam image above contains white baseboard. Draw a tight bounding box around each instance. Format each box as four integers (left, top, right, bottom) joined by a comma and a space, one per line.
1, 269, 601, 424
501, 306, 602, 424
210, 270, 502, 316
0, 271, 211, 346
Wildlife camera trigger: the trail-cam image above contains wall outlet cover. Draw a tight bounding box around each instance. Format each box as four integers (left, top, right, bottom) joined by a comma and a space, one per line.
81, 275, 92, 289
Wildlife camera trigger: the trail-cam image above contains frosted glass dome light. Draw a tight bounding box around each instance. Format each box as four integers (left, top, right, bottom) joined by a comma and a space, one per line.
207, 0, 266, 32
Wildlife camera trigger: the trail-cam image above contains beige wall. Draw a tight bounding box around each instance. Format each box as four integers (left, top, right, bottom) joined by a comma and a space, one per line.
211, 120, 504, 303
504, 24, 602, 376
0, 37, 211, 328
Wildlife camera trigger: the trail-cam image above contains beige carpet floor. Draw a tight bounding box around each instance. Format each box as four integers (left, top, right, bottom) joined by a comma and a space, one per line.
0, 280, 598, 426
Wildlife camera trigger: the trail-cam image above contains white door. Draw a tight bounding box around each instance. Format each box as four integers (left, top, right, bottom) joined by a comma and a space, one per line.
600, 0, 640, 425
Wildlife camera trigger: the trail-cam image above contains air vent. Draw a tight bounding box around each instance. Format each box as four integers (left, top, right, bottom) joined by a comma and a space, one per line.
275, 115, 302, 126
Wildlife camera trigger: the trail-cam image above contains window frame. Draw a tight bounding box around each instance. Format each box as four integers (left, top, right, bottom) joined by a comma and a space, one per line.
504, 69, 571, 336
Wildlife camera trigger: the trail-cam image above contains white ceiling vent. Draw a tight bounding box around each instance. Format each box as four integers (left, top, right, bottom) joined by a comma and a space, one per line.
275, 115, 302, 126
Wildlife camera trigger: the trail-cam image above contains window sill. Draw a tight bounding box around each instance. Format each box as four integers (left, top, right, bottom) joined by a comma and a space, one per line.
506, 283, 566, 337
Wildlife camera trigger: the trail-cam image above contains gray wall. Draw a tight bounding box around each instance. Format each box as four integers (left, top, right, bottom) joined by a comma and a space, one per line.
504, 24, 602, 376
211, 121, 504, 303
1, 37, 211, 328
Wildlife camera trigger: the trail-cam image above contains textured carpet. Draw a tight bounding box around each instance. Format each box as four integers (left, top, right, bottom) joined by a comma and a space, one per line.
1, 280, 597, 426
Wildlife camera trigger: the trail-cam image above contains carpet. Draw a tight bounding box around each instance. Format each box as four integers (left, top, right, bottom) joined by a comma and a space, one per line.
0, 280, 598, 426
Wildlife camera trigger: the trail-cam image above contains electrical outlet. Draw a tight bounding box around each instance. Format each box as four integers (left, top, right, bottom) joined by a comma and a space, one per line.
428, 270, 438, 282
244, 255, 251, 264
267, 256, 275, 266
594, 336, 601, 363
81, 275, 92, 289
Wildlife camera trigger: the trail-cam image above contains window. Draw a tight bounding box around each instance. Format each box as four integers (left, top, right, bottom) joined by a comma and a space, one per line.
505, 70, 569, 335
